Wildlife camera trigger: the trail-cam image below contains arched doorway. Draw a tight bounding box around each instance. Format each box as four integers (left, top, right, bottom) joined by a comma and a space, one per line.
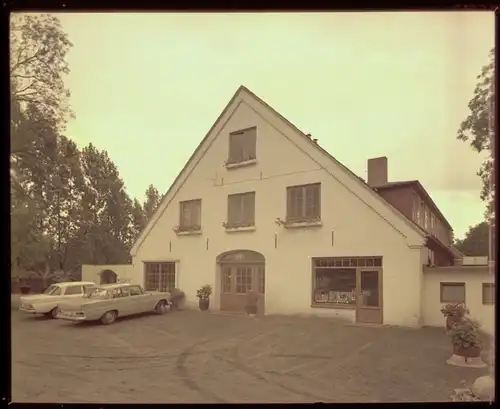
100, 269, 117, 285
217, 250, 265, 314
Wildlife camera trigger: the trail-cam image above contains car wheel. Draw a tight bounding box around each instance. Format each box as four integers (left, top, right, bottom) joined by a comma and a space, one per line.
49, 307, 59, 319
101, 311, 117, 325
155, 300, 168, 314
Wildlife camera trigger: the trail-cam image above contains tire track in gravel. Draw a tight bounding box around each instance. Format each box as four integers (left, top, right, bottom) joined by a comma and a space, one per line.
211, 345, 329, 402
175, 341, 228, 403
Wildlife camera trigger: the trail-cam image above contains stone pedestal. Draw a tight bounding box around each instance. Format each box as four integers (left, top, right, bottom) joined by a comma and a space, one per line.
446, 354, 487, 368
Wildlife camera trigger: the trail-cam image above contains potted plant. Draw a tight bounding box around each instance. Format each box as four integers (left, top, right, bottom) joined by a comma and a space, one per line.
441, 303, 469, 331
169, 288, 185, 310
245, 290, 259, 316
196, 284, 212, 311
450, 318, 482, 361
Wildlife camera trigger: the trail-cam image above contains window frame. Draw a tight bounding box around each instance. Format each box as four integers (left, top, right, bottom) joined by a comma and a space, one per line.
440, 282, 466, 303
179, 199, 202, 231
286, 183, 321, 223
227, 191, 256, 228
144, 262, 176, 293
482, 283, 495, 305
228, 127, 257, 165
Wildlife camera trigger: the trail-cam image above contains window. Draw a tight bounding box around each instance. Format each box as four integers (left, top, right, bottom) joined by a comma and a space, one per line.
257, 266, 265, 294
228, 127, 257, 164
64, 285, 83, 295
111, 288, 126, 298
424, 208, 429, 230
482, 283, 495, 304
430, 214, 435, 234
179, 199, 201, 231
127, 286, 143, 296
440, 282, 465, 303
314, 268, 357, 305
222, 266, 232, 293
235, 266, 252, 293
411, 193, 418, 223
43, 285, 61, 296
144, 262, 176, 292
287, 183, 321, 222
227, 192, 255, 227
83, 285, 94, 294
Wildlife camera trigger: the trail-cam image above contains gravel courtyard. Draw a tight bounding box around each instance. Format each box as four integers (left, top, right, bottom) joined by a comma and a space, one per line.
11, 309, 492, 403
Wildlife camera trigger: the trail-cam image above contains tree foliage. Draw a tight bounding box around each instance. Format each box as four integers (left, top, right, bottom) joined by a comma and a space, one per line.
10, 15, 160, 287
454, 222, 490, 257
457, 48, 495, 220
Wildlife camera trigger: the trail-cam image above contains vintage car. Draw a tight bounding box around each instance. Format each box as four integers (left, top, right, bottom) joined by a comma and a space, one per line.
56, 283, 174, 325
19, 281, 97, 318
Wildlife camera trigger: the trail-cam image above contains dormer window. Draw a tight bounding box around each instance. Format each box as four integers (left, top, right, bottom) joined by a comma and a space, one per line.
227, 127, 256, 165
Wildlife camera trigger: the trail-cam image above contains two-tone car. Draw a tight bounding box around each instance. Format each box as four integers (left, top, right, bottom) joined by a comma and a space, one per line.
56, 283, 173, 325
19, 281, 97, 318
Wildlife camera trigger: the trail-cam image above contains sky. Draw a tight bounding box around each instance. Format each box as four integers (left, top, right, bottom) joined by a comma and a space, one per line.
50, 12, 494, 239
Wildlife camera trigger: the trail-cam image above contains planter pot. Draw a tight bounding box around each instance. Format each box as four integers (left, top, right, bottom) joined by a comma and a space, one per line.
199, 298, 210, 311
454, 345, 481, 358
20, 286, 30, 294
245, 304, 257, 315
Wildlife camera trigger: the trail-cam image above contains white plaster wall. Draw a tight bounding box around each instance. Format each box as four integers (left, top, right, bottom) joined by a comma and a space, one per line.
82, 264, 133, 285
132, 94, 425, 327
422, 268, 496, 335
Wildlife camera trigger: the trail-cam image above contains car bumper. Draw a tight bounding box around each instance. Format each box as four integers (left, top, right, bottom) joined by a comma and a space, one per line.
56, 314, 87, 321
19, 307, 38, 314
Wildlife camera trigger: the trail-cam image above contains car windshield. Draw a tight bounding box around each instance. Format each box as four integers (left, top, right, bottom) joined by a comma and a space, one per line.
83, 288, 110, 299
43, 285, 60, 295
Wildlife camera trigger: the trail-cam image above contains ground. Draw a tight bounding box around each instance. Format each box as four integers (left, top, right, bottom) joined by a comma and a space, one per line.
11, 309, 493, 403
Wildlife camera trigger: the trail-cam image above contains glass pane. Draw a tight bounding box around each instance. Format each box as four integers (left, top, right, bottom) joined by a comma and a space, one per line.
222, 267, 232, 293
257, 267, 265, 294
442, 284, 465, 303
360, 270, 379, 307
236, 266, 252, 293
314, 268, 356, 305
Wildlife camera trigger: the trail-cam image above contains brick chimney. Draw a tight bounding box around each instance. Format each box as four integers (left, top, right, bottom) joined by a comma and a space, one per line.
367, 156, 388, 187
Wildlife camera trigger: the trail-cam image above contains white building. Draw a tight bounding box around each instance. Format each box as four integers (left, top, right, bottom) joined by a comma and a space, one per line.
83, 86, 495, 333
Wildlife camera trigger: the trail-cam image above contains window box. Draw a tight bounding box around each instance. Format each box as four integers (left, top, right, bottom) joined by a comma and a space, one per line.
225, 158, 257, 169
173, 225, 202, 236
275, 217, 322, 229
223, 224, 256, 233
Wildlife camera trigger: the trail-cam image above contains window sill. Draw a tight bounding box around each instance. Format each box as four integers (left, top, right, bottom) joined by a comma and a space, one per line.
176, 230, 202, 236
284, 220, 323, 229
225, 158, 257, 170
311, 303, 355, 310
224, 225, 256, 233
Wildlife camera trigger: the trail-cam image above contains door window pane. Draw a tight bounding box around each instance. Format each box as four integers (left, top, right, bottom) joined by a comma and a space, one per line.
360, 271, 379, 307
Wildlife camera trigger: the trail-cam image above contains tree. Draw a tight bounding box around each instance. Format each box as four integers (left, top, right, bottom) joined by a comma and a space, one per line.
79, 144, 133, 264
143, 184, 163, 221
130, 198, 146, 241
457, 48, 495, 220
10, 14, 73, 202
455, 222, 489, 257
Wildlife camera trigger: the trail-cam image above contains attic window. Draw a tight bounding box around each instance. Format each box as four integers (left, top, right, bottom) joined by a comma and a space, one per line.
228, 127, 256, 165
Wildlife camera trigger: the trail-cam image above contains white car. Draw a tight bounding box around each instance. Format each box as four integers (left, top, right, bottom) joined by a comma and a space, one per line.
19, 281, 96, 319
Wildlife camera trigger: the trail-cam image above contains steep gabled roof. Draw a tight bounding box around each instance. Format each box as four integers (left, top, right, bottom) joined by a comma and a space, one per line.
130, 85, 426, 256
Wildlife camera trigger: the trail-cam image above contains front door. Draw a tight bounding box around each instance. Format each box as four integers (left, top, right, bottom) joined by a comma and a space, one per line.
220, 264, 265, 314
356, 269, 382, 324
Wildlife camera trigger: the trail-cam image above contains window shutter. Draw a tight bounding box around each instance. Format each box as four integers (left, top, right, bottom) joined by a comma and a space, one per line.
244, 128, 257, 160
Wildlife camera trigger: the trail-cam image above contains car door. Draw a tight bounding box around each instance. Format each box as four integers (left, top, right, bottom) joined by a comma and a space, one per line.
128, 286, 155, 313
